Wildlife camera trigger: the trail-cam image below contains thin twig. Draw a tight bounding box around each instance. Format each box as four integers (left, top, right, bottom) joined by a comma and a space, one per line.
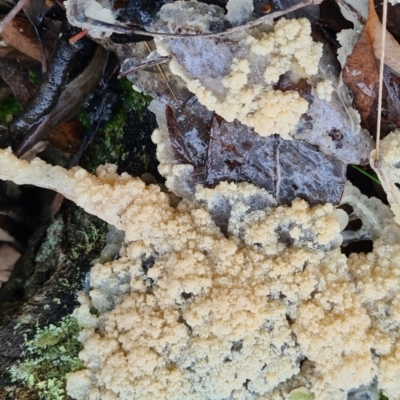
375, 0, 388, 163
118, 56, 171, 78
144, 41, 182, 109
0, 0, 29, 34
69, 29, 89, 44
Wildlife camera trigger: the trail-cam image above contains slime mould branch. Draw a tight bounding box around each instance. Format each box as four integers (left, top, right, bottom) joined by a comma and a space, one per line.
1, 19, 97, 157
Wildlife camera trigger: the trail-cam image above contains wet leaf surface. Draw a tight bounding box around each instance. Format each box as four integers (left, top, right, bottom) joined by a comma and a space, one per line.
167, 101, 213, 167
208, 118, 346, 205
120, 0, 168, 26
167, 107, 346, 205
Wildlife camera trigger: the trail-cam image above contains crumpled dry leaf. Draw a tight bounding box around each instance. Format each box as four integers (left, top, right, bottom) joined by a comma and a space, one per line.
343, 0, 400, 137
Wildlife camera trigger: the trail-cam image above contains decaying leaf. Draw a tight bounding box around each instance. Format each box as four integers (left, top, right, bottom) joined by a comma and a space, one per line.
0, 15, 56, 63
343, 0, 400, 137
0, 46, 39, 107
48, 118, 84, 154
161, 104, 346, 205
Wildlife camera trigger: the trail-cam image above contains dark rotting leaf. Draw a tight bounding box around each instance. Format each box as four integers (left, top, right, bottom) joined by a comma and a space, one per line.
166, 105, 346, 205
319, 0, 353, 33
22, 0, 54, 27
119, 0, 168, 26
22, 0, 56, 71
110, 32, 153, 43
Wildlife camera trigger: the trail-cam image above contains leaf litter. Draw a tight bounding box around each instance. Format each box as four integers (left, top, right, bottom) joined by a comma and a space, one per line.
2, 0, 400, 398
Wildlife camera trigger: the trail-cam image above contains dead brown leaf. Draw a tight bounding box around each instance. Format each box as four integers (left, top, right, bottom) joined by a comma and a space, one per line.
48, 117, 84, 154
0, 15, 57, 63
0, 46, 39, 106
343, 0, 400, 136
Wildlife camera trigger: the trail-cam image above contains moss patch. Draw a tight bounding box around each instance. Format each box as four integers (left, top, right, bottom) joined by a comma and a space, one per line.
81, 78, 153, 174
0, 96, 22, 125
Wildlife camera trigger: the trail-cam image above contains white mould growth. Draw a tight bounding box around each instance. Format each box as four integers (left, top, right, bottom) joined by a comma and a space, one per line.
225, 0, 254, 24
340, 181, 394, 242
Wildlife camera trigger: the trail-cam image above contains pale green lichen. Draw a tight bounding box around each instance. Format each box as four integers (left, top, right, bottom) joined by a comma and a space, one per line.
9, 315, 83, 400
34, 218, 64, 264
70, 221, 104, 261
288, 387, 315, 400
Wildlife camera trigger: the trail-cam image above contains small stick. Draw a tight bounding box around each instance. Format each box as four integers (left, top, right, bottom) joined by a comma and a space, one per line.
375, 0, 388, 163
118, 56, 171, 78
0, 0, 29, 34
69, 29, 89, 44
144, 41, 182, 109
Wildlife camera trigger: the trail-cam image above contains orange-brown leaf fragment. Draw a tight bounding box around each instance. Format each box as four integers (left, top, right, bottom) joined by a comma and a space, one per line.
343, 0, 400, 137
48, 118, 84, 154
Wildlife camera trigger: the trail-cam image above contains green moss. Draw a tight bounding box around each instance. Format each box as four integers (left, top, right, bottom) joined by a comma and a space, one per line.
28, 69, 42, 86
81, 79, 152, 173
0, 96, 22, 125
119, 77, 152, 118
77, 109, 90, 131
95, 78, 152, 162
9, 315, 83, 400
89, 306, 98, 316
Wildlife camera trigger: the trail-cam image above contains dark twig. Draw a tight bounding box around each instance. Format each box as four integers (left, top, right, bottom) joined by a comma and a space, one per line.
118, 56, 171, 78
69, 29, 89, 44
